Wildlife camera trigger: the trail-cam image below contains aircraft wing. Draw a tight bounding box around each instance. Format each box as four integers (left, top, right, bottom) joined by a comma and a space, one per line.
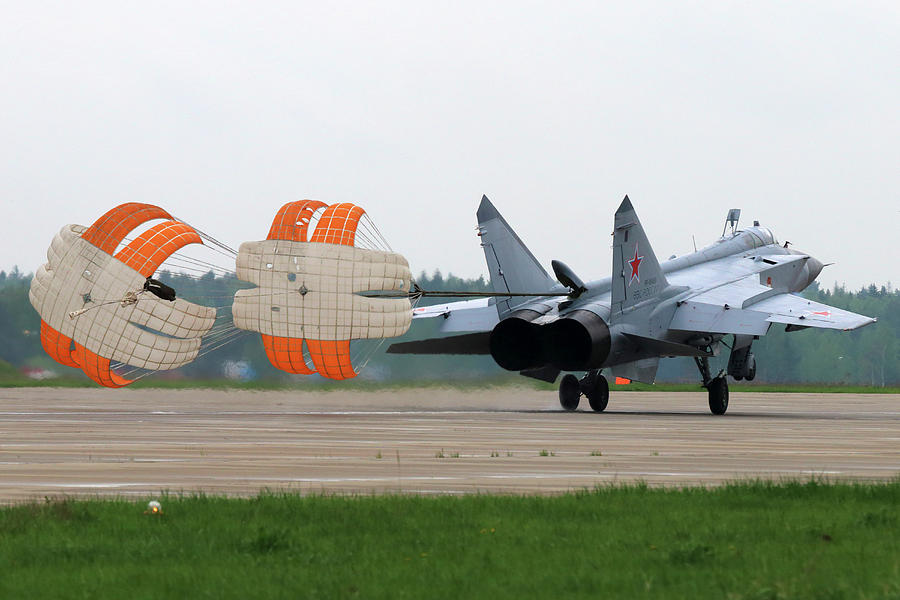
411, 298, 499, 333
749, 294, 876, 330
670, 279, 876, 335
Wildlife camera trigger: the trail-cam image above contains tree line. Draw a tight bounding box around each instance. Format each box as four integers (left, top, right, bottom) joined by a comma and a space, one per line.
0, 268, 896, 386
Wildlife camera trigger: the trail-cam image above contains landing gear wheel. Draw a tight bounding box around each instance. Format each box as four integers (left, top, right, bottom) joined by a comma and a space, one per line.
584, 373, 609, 412
559, 374, 581, 411
745, 356, 756, 381
708, 377, 729, 415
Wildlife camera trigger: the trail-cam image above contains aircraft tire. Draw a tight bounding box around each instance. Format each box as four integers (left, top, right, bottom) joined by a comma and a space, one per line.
708, 377, 729, 415
559, 374, 581, 411
585, 374, 609, 412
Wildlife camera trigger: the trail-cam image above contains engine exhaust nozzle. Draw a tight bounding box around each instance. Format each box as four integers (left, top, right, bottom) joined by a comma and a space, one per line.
489, 309, 546, 371
543, 310, 611, 371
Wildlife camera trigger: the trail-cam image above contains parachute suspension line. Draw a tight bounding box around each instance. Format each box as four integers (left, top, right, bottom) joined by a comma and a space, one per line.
350, 338, 387, 376
350, 291, 423, 375
153, 270, 231, 283
205, 320, 240, 335
348, 228, 380, 252
355, 213, 392, 252
194, 242, 239, 263
66, 289, 148, 319
193, 328, 252, 361
173, 216, 240, 256
111, 232, 236, 277
350, 224, 384, 252
155, 263, 234, 278
348, 289, 423, 375
160, 254, 235, 276
203, 324, 244, 342
116, 328, 251, 380
366, 214, 393, 252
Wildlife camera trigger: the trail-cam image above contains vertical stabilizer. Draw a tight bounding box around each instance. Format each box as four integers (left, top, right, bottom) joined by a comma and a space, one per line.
477, 195, 556, 317
611, 196, 668, 315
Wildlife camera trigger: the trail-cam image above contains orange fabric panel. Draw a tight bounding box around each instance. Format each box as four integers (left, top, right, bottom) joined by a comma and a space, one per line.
114, 221, 203, 278
72, 342, 134, 388
260, 334, 316, 375
259, 201, 363, 379
40, 319, 80, 368
267, 200, 327, 242
614, 377, 632, 385
81, 203, 173, 253
306, 339, 356, 380
309, 203, 365, 246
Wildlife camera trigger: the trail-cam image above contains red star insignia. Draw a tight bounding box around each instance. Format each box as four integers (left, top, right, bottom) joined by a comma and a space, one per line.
628, 244, 643, 285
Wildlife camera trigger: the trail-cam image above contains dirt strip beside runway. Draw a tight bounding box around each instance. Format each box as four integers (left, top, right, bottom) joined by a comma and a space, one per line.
0, 388, 897, 501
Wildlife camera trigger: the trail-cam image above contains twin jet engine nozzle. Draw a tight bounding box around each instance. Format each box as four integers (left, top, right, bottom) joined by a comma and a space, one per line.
489, 308, 611, 372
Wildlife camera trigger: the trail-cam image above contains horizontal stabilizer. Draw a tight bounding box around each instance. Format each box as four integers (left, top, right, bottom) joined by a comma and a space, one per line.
411, 298, 500, 333
387, 332, 491, 355
608, 357, 660, 385
519, 365, 561, 383
621, 332, 713, 357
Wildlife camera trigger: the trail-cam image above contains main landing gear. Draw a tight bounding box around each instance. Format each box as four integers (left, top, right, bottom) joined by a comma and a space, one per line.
694, 356, 728, 415
558, 370, 609, 412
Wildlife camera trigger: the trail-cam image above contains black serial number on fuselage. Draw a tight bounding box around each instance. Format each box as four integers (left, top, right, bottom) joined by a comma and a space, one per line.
631, 279, 658, 301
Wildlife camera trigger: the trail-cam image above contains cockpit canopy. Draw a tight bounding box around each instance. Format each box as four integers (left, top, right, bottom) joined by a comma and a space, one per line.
742, 225, 777, 247
706, 225, 778, 253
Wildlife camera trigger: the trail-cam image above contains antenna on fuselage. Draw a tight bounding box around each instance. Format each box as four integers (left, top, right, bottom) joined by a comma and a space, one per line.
722, 208, 741, 237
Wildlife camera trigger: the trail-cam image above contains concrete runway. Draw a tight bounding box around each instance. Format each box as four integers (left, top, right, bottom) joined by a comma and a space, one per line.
0, 387, 897, 501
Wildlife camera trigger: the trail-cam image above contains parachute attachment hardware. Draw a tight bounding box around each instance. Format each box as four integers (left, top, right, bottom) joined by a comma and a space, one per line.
120, 290, 140, 307
67, 288, 147, 319
143, 278, 177, 302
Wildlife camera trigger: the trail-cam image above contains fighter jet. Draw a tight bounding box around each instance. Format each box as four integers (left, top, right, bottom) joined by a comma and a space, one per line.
388, 196, 876, 414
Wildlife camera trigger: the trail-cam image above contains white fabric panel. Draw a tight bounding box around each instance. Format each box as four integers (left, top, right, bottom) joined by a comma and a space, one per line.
29, 224, 216, 371
232, 240, 412, 340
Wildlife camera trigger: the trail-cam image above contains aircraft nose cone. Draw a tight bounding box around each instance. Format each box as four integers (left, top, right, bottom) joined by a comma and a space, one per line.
806, 257, 824, 285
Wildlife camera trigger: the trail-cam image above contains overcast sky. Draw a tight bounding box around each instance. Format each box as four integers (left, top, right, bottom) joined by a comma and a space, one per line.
2, 1, 897, 290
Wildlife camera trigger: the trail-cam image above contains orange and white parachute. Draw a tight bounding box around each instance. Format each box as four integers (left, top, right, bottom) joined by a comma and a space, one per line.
28, 203, 216, 387
232, 201, 412, 379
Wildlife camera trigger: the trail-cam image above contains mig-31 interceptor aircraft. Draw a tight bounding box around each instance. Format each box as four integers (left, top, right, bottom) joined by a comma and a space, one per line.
389, 196, 876, 415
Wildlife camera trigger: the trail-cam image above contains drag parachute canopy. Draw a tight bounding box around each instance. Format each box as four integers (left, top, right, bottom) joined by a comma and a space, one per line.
29, 203, 216, 388
232, 201, 412, 380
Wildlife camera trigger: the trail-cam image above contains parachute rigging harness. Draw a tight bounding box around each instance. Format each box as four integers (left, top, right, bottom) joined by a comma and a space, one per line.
361, 282, 564, 301
67, 278, 177, 319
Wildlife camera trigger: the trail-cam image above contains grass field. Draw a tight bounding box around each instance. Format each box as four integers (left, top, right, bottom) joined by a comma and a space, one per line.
1, 481, 898, 599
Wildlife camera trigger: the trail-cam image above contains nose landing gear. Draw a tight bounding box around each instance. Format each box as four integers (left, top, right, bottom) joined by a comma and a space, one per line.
558, 370, 609, 412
